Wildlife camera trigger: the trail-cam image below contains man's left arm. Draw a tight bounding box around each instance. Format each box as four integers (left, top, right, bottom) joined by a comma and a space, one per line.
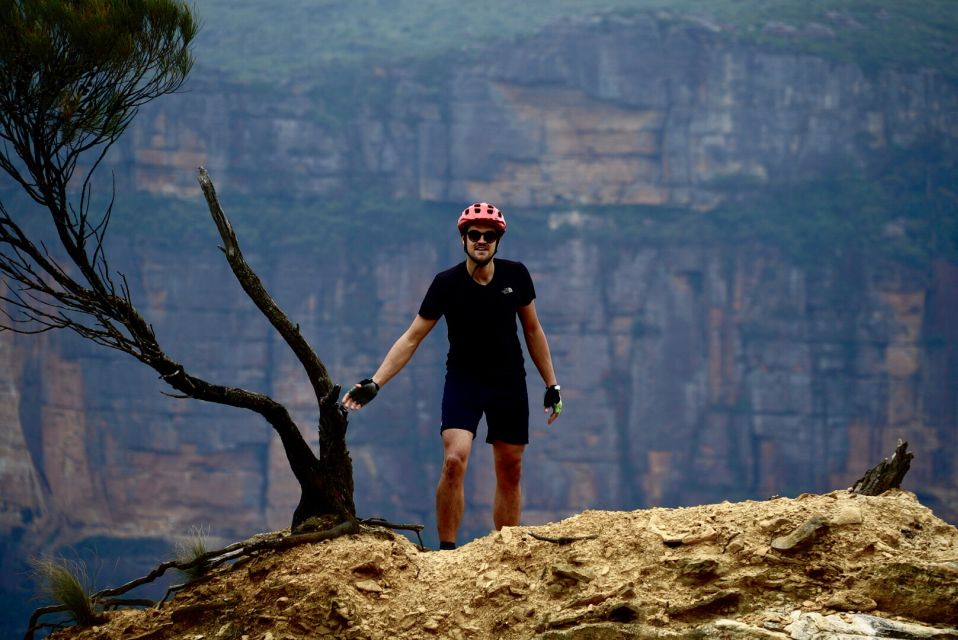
518, 301, 561, 424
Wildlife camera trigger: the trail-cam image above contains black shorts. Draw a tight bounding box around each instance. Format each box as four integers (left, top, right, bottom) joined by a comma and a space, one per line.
440, 372, 529, 445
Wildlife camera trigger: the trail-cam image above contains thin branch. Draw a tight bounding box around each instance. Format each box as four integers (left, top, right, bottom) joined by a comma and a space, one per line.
359, 517, 426, 550
196, 167, 331, 408
23, 606, 70, 640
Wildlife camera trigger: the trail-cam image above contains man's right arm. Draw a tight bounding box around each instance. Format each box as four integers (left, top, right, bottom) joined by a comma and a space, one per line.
342, 314, 438, 410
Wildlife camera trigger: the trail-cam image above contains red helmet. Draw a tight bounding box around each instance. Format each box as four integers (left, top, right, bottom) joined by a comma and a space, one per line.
457, 202, 506, 233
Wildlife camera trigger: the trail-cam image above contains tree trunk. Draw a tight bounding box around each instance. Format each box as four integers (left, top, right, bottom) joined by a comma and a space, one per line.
292, 385, 356, 527
850, 439, 913, 496
197, 169, 355, 529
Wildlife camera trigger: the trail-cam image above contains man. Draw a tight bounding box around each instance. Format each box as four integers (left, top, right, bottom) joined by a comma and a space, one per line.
342, 202, 562, 550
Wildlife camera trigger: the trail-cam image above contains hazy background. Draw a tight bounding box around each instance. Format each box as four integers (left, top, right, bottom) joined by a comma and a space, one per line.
1, 1, 956, 637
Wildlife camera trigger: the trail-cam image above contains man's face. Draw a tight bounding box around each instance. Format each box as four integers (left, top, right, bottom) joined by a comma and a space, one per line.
463, 224, 500, 264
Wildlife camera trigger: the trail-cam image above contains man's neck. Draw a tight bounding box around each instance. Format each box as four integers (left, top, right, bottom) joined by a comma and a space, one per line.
466, 258, 494, 285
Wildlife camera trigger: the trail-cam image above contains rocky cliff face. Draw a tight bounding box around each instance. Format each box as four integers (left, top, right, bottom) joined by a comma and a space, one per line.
1, 12, 957, 630
1, 237, 955, 550
105, 15, 957, 209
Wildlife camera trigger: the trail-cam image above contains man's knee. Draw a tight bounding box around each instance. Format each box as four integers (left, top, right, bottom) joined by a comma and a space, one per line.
498, 459, 522, 485
441, 449, 470, 481
440, 428, 473, 482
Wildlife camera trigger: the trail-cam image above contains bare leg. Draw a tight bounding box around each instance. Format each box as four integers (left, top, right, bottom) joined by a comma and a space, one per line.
436, 429, 474, 544
492, 441, 525, 530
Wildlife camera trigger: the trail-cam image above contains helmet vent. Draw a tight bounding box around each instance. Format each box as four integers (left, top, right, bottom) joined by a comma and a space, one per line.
457, 202, 507, 233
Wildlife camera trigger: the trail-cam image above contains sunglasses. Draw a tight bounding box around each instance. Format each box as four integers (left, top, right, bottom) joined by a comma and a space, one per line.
466, 230, 500, 243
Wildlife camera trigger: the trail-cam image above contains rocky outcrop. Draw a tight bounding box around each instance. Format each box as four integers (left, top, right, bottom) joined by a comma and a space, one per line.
24, 491, 958, 640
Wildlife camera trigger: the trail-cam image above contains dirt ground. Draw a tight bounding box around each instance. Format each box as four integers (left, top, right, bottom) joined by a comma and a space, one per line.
49, 489, 958, 639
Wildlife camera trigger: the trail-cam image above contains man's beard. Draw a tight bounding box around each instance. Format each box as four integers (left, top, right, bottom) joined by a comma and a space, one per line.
470, 246, 494, 267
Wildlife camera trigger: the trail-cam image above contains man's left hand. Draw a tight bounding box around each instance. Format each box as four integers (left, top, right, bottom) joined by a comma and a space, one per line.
544, 385, 562, 425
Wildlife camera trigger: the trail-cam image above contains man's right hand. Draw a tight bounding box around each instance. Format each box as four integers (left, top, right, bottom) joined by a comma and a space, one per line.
342, 378, 379, 410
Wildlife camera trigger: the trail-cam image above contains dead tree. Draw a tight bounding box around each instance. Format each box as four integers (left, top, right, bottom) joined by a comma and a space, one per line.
0, 0, 355, 529
850, 439, 913, 496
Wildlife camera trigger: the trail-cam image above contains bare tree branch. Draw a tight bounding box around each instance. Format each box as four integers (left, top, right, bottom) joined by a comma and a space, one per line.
196, 167, 332, 407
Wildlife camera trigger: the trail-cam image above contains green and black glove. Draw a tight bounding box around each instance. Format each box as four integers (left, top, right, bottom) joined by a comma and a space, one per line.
348, 378, 380, 406
544, 384, 562, 417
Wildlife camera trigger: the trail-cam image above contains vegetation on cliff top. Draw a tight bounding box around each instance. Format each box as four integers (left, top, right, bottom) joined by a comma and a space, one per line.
92, 127, 957, 269
172, 0, 957, 268
195, 0, 958, 82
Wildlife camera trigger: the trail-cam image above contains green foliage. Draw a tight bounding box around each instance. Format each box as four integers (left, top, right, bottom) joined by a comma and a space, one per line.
30, 556, 101, 626
108, 188, 450, 254
720, 0, 958, 79
0, 0, 201, 375
192, 0, 958, 84
0, 0, 197, 197
100, 148, 957, 271
577, 144, 958, 268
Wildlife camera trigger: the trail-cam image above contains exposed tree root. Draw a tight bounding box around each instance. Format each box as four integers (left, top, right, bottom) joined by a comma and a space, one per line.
526, 531, 598, 545
24, 517, 422, 640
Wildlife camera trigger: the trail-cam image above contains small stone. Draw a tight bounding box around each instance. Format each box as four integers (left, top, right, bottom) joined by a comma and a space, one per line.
678, 558, 719, 583
354, 579, 383, 594
647, 611, 670, 626
551, 564, 595, 583
351, 560, 384, 577
216, 624, 231, 637
667, 590, 741, 617
831, 506, 863, 526
759, 517, 791, 532
771, 515, 828, 552
423, 618, 440, 633
878, 532, 900, 547
568, 553, 588, 565
824, 591, 877, 612
682, 525, 719, 545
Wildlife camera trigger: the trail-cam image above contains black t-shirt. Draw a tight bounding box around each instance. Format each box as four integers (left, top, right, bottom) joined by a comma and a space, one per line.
418, 259, 536, 379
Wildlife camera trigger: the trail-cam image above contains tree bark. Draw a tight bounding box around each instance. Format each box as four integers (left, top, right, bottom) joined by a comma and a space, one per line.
850, 439, 913, 496
197, 168, 354, 527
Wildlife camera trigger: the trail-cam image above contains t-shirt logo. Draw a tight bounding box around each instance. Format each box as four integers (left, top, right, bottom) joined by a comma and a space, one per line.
501, 287, 513, 295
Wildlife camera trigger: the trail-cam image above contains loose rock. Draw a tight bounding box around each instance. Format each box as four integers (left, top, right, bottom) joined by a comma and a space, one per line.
771, 516, 828, 552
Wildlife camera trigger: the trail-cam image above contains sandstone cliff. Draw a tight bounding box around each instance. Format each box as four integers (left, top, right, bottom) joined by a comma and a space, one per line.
2, 235, 955, 552
1, 10, 957, 638
104, 14, 957, 209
